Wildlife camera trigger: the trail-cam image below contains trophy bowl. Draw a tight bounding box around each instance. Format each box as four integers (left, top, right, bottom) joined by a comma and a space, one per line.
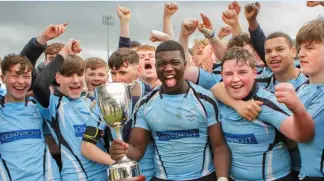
95, 82, 144, 181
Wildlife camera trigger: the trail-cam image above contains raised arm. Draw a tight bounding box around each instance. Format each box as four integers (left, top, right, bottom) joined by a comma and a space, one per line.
306, 1, 324, 7
223, 1, 243, 36
117, 5, 131, 48
33, 39, 82, 108
163, 2, 178, 40
244, 2, 266, 62
275, 83, 315, 142
198, 13, 228, 60
20, 23, 67, 67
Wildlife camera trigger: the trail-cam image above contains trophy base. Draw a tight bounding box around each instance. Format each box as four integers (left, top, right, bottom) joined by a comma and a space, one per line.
109, 160, 141, 181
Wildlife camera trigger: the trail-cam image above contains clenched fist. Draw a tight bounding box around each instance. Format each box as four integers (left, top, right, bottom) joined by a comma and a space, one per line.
164, 2, 178, 17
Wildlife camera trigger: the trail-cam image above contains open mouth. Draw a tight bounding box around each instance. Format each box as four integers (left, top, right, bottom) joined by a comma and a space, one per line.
231, 85, 243, 90
164, 75, 176, 87
91, 82, 102, 87
69, 86, 82, 93
144, 62, 152, 70
13, 86, 26, 91
270, 60, 281, 67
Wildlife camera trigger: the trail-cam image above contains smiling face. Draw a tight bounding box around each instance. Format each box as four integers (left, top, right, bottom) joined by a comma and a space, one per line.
56, 72, 85, 99
265, 37, 295, 75
155, 50, 186, 92
1, 64, 32, 102
222, 59, 256, 100
85, 66, 108, 91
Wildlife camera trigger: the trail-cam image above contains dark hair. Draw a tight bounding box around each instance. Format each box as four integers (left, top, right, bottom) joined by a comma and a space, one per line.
85, 57, 107, 70
59, 55, 85, 76
221, 47, 256, 69
1, 54, 33, 75
108, 48, 139, 70
45, 43, 65, 56
155, 40, 186, 61
228, 33, 251, 49
296, 16, 324, 46
130, 41, 142, 49
266, 32, 294, 48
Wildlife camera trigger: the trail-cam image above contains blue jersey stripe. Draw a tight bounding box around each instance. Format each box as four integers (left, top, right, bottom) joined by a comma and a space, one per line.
155, 144, 168, 177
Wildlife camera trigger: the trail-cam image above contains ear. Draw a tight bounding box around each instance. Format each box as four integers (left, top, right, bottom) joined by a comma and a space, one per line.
291, 47, 297, 58
1, 74, 5, 84
55, 73, 61, 84
252, 67, 257, 79
137, 65, 143, 77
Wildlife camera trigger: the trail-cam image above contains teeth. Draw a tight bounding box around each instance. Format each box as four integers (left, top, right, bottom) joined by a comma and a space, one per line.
271, 61, 280, 64
14, 87, 25, 90
165, 75, 175, 79
232, 85, 242, 89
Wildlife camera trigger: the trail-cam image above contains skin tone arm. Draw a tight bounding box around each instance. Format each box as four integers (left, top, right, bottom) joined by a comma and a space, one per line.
149, 30, 173, 43
198, 13, 228, 60
306, 1, 324, 7
109, 128, 150, 161
117, 5, 131, 38
224, 1, 243, 36
210, 82, 263, 121
81, 141, 115, 165
275, 83, 315, 142
209, 123, 231, 179
163, 2, 178, 40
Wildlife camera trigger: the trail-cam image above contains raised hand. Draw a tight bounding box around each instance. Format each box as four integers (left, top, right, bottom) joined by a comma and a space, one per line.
197, 13, 215, 38
222, 9, 239, 27
245, 2, 260, 21
37, 23, 68, 45
180, 18, 198, 37
149, 30, 173, 42
117, 5, 131, 23
109, 139, 129, 161
60, 39, 82, 57
228, 1, 241, 15
274, 83, 302, 112
306, 1, 324, 7
217, 26, 232, 39
164, 2, 178, 17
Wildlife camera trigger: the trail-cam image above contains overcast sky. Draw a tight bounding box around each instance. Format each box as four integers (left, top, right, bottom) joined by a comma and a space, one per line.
0, 1, 323, 65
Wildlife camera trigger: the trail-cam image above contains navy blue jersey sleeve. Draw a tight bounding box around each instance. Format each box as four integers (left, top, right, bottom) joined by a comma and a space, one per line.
119, 36, 131, 48
20, 37, 46, 67
249, 24, 266, 63
33, 54, 64, 108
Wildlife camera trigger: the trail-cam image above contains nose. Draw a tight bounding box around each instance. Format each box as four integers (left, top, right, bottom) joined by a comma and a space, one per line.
17, 75, 25, 84
270, 50, 278, 57
71, 74, 79, 83
164, 64, 173, 72
298, 47, 305, 58
232, 73, 240, 82
115, 74, 122, 82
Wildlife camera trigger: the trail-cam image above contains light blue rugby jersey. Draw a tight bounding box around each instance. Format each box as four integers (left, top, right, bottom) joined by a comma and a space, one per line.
220, 84, 292, 181
297, 84, 324, 179
197, 64, 272, 90
38, 92, 108, 181
257, 72, 308, 172
92, 81, 155, 181
0, 96, 61, 181
134, 81, 219, 180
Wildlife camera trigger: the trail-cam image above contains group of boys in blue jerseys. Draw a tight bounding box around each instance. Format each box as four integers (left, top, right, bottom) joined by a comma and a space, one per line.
0, 1, 324, 181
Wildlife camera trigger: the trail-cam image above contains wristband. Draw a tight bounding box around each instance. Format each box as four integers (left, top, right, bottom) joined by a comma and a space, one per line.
205, 30, 216, 39
217, 177, 228, 181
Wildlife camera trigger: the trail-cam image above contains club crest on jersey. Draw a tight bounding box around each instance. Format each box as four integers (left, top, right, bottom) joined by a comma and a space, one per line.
73, 124, 87, 137
29, 108, 42, 122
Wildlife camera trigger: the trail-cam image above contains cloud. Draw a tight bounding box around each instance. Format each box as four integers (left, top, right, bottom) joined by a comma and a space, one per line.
0, 1, 323, 61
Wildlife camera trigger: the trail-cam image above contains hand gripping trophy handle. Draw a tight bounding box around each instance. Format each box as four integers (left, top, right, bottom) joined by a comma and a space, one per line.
95, 82, 144, 181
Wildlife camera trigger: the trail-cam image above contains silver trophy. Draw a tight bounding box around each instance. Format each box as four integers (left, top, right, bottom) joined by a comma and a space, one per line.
95, 81, 145, 181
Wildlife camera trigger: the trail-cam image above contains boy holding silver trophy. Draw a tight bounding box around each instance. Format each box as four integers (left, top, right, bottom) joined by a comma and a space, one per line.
81, 48, 155, 181
33, 39, 111, 181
